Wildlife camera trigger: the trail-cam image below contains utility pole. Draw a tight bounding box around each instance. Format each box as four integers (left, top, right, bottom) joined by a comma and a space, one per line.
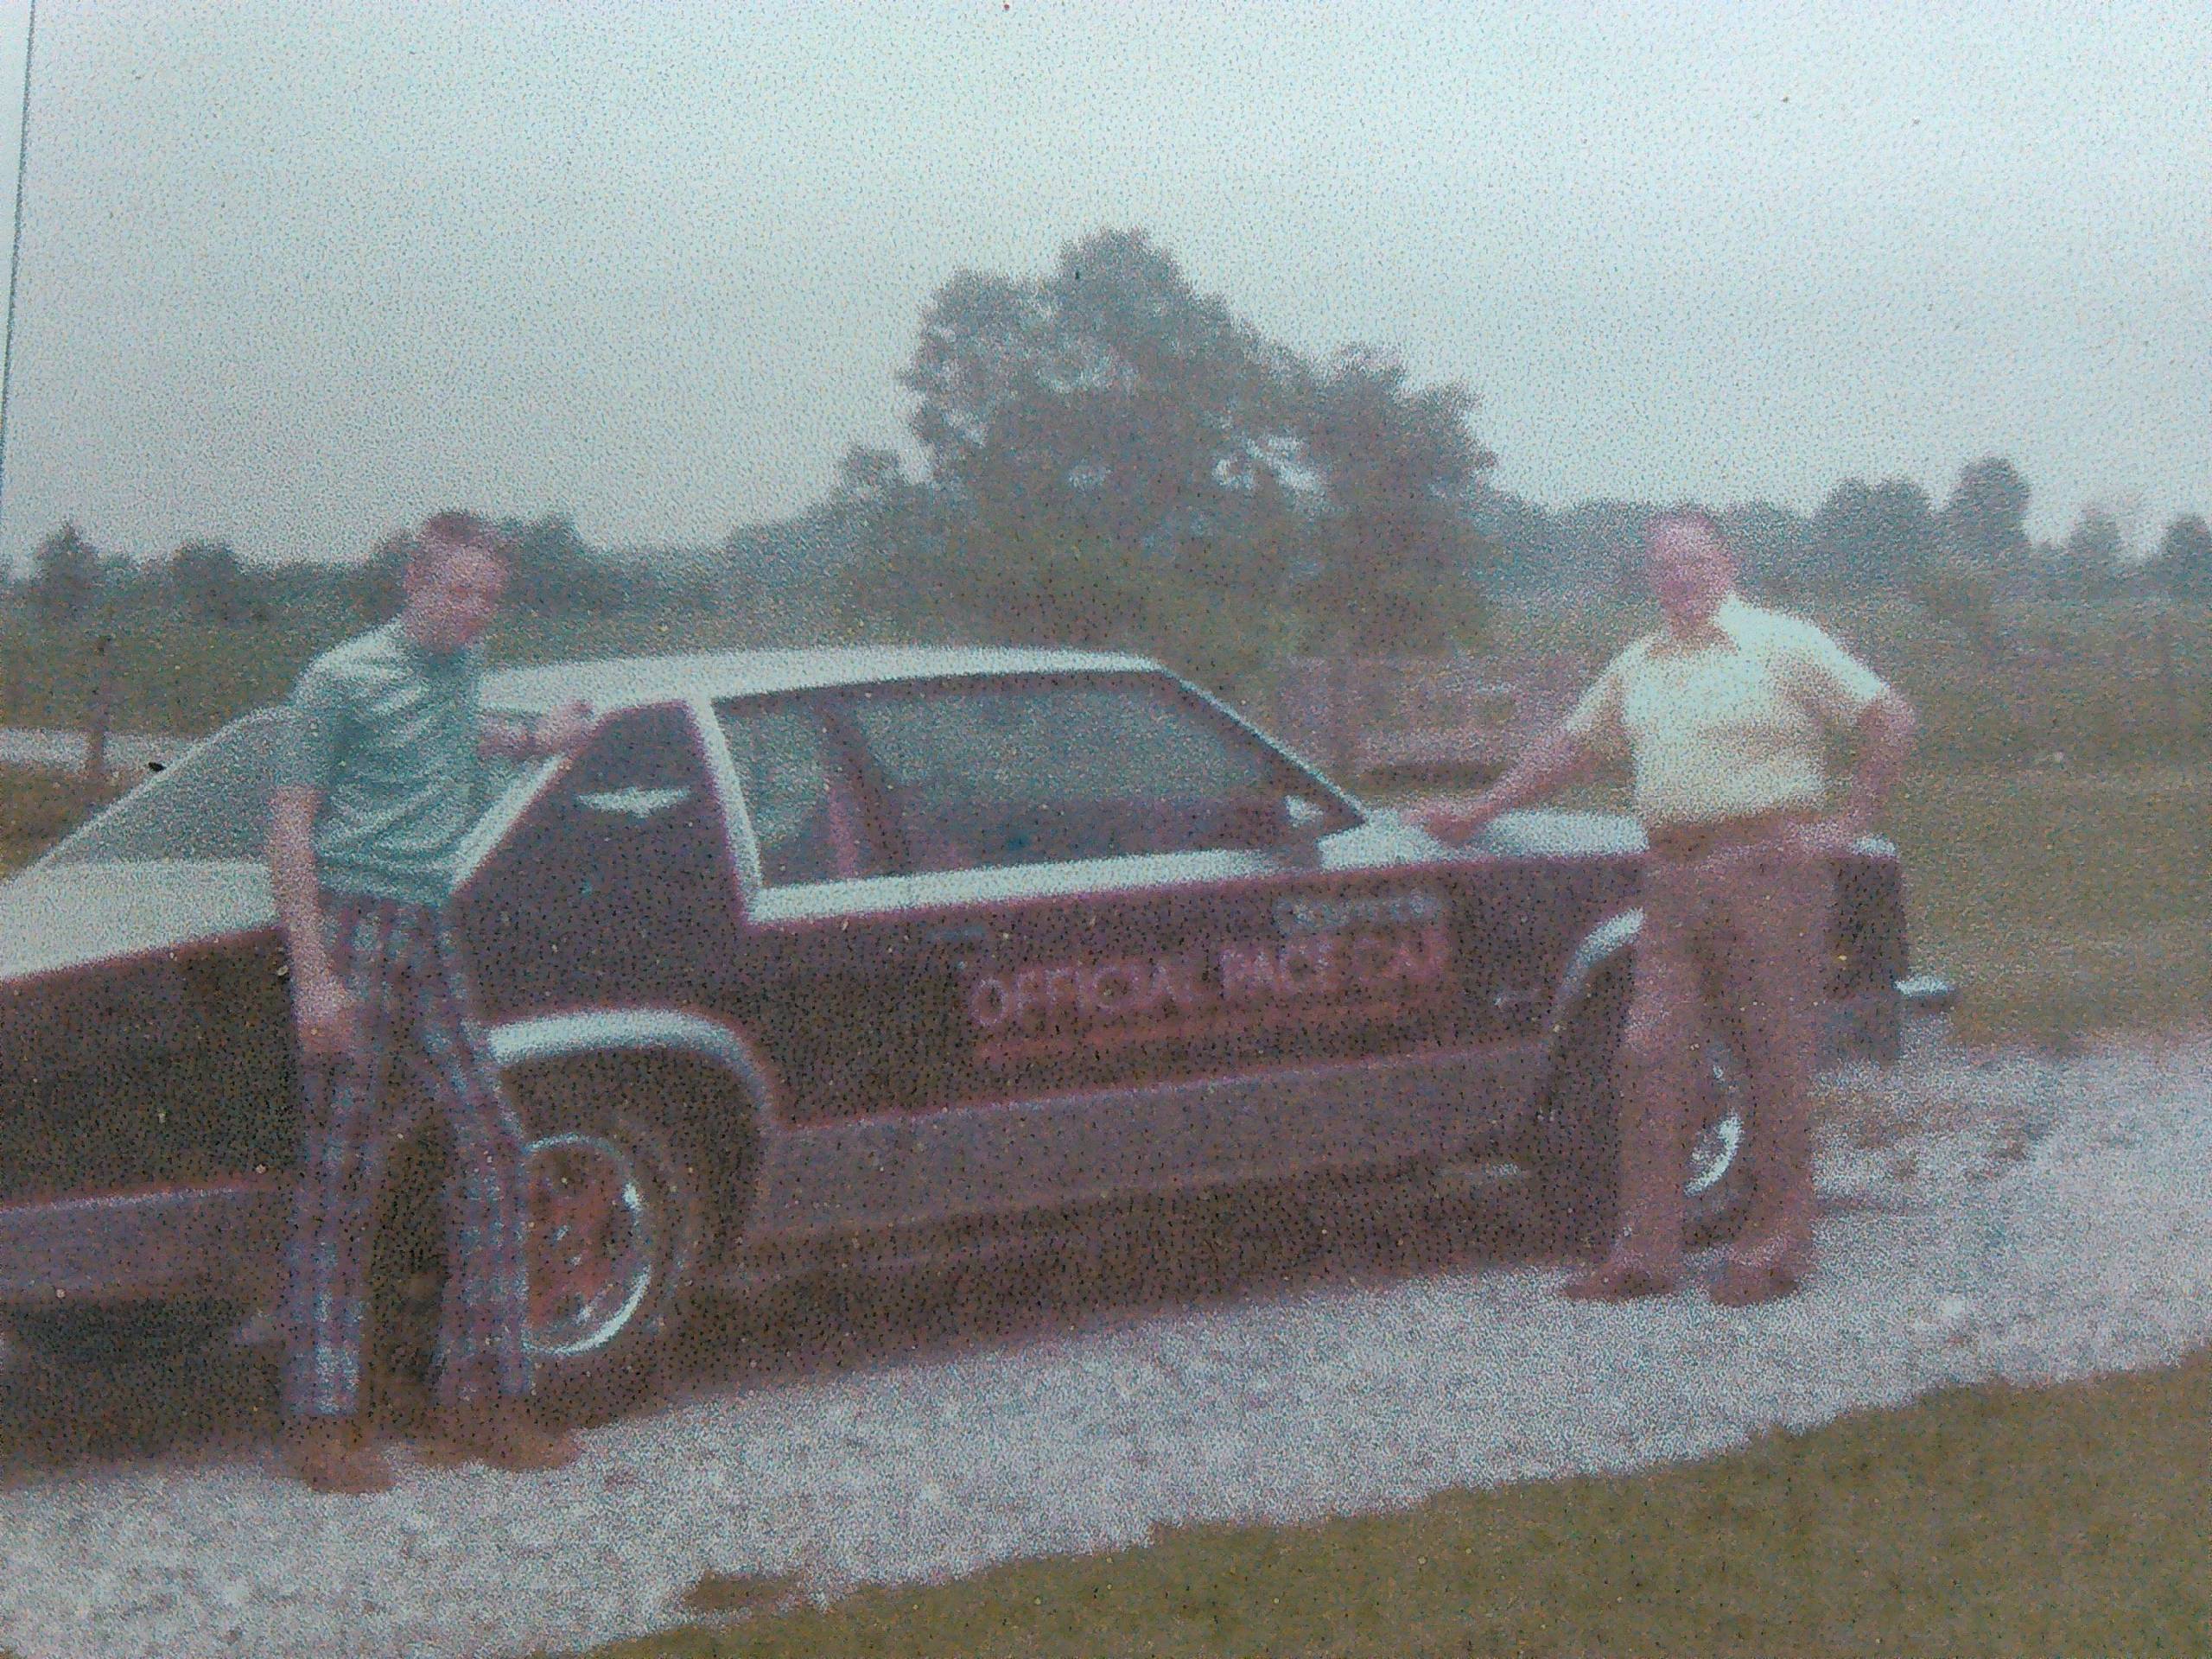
0, 0, 34, 739
0, 0, 36, 545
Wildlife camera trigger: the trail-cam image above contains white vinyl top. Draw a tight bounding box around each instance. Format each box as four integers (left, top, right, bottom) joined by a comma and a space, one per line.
486, 645, 1159, 715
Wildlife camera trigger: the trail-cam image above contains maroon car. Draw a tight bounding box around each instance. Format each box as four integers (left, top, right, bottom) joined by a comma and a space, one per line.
0, 647, 1951, 1385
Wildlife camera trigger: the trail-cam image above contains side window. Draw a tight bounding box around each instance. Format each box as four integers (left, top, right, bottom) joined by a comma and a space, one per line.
842, 675, 1338, 874
717, 697, 888, 886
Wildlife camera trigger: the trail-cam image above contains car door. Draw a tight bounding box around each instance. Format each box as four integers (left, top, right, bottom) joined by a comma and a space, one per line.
0, 709, 305, 1200
715, 690, 973, 1147
719, 671, 1515, 1242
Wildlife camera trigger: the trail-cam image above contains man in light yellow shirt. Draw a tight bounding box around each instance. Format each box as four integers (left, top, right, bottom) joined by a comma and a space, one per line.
1417, 509, 1917, 1306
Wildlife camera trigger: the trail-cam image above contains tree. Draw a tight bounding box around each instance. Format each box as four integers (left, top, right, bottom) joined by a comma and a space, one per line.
823, 444, 950, 638
1914, 555, 2006, 665
902, 228, 1298, 563
168, 539, 246, 625
1469, 489, 1564, 597
353, 531, 412, 619
888, 228, 1316, 684
502, 513, 628, 616
1294, 345, 1494, 651
2149, 512, 2212, 601
1811, 476, 1937, 590
1719, 501, 1819, 600
2048, 505, 2126, 601
1940, 456, 2031, 569
877, 227, 1501, 682
28, 522, 102, 625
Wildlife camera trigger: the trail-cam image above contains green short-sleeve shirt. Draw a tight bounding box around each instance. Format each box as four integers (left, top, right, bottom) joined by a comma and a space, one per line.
272, 622, 491, 906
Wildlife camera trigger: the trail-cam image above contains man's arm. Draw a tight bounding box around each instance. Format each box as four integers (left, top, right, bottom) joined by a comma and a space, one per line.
1773, 620, 1918, 856
478, 698, 594, 763
1797, 689, 1916, 855
1411, 658, 1624, 844
268, 785, 362, 1060
1411, 722, 1602, 843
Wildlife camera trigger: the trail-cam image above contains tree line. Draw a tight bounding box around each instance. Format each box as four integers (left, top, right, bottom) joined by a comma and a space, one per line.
1478, 462, 2211, 607
10, 226, 2210, 690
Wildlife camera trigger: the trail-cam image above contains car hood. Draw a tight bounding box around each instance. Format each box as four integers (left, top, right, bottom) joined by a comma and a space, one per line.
1477, 809, 1648, 857
0, 860, 276, 984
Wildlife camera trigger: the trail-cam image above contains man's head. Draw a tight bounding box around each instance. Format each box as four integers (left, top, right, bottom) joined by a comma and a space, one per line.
1642, 507, 1737, 631
400, 511, 512, 652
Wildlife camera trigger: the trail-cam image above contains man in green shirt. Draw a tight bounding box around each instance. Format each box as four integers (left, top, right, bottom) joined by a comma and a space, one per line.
268, 511, 592, 1492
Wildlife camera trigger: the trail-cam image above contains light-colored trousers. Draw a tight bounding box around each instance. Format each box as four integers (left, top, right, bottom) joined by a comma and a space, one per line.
1616, 829, 1829, 1264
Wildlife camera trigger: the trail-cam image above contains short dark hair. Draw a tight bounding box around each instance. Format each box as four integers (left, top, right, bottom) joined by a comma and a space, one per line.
1643, 505, 1727, 548
410, 511, 517, 576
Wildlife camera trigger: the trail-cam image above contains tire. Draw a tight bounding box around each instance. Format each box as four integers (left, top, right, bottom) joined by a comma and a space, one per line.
518, 1105, 702, 1400
1680, 1030, 1753, 1247
1524, 976, 1629, 1254
376, 1079, 707, 1414
1525, 973, 1753, 1253
3, 1299, 241, 1376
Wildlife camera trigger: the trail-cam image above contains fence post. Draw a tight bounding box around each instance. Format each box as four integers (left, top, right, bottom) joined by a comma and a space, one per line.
79, 626, 113, 799
2153, 606, 2178, 734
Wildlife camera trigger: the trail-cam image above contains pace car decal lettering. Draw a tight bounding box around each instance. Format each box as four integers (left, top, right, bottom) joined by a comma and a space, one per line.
1271, 887, 1443, 937
964, 921, 1452, 1065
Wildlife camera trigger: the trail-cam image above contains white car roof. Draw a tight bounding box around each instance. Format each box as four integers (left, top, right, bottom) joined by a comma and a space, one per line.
486, 645, 1160, 715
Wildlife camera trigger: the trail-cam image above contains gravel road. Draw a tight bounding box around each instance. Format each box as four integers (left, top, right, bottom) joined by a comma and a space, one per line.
3, 1027, 2209, 1659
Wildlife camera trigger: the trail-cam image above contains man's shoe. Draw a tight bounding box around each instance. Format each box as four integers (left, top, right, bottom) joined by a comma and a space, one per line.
286, 1415, 398, 1494
1712, 1236, 1812, 1307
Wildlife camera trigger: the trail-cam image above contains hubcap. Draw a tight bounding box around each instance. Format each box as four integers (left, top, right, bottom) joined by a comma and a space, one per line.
1684, 1039, 1745, 1198
522, 1130, 659, 1357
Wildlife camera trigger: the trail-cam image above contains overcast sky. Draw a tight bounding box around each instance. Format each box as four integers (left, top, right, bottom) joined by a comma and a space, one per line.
0, 0, 2202, 568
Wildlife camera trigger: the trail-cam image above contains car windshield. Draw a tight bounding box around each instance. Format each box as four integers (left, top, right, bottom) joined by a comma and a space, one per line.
35, 706, 526, 868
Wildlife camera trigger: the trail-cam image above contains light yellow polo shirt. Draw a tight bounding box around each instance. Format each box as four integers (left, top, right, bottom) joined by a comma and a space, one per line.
1560, 594, 1891, 830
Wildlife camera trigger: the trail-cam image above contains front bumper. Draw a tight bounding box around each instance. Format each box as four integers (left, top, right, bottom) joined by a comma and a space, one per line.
1824, 975, 1959, 1066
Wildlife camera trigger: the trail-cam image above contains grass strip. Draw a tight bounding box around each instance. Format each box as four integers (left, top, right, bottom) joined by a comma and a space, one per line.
560, 1350, 2210, 1659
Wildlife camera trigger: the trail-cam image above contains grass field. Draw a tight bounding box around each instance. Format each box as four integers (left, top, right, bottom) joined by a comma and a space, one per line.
1886, 765, 2211, 1043
544, 1350, 2211, 1659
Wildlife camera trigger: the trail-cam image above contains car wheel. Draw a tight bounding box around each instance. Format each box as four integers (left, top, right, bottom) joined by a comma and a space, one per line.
3, 1299, 241, 1376
1526, 980, 1754, 1253
519, 1107, 700, 1395
377, 1096, 703, 1414
1681, 1030, 1752, 1247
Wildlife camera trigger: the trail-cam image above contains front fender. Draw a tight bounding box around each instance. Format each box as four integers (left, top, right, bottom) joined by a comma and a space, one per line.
1541, 910, 1641, 1057
486, 1007, 779, 1100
